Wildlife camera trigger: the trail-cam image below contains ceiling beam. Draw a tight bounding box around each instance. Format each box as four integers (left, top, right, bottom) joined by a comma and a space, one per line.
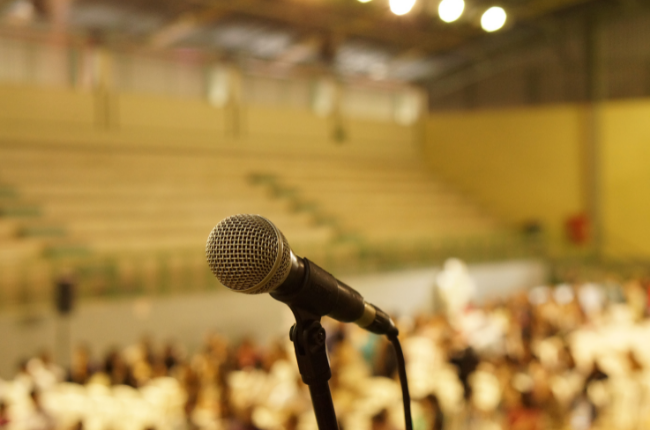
181, 0, 607, 56
149, 8, 227, 49
186, 0, 469, 54
513, 0, 599, 20
272, 34, 322, 65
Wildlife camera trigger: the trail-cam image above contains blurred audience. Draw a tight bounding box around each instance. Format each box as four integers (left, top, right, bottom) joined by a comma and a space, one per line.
2, 278, 650, 430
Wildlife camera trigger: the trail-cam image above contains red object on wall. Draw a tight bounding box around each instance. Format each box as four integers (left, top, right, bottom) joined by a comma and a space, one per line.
565, 213, 589, 245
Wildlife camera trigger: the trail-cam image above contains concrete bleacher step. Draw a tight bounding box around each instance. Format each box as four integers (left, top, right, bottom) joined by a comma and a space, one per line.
312, 196, 492, 215
0, 143, 503, 271
74, 222, 333, 242
38, 207, 293, 223
18, 223, 67, 238
43, 243, 91, 259
0, 237, 90, 262
339, 210, 492, 225
0, 202, 42, 218
0, 219, 19, 239
18, 185, 260, 199
0, 239, 44, 263
362, 229, 503, 244
262, 159, 501, 245
0, 186, 17, 199
292, 178, 449, 191
362, 220, 498, 234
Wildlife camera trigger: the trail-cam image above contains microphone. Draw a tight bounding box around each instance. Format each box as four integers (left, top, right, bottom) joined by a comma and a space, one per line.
205, 214, 398, 336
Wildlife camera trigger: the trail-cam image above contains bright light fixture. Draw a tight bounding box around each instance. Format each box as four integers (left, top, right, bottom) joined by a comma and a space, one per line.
481, 6, 507, 32
438, 0, 464, 23
358, 0, 372, 3
389, 0, 417, 16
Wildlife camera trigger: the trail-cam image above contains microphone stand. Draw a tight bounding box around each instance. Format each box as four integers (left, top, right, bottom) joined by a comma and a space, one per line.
288, 307, 339, 430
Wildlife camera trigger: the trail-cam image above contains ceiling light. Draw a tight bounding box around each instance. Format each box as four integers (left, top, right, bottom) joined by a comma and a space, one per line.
358, 0, 372, 3
438, 0, 464, 23
481, 6, 506, 32
389, 0, 417, 16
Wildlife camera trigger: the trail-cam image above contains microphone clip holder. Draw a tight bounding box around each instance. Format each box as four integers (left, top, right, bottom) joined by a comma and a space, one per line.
288, 306, 339, 430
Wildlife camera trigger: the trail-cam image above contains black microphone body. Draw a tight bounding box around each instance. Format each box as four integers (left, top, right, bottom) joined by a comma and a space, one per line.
205, 214, 398, 336
270, 256, 398, 336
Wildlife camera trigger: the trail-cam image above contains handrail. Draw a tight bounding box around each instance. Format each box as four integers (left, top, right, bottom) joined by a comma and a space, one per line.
0, 231, 546, 309
3, 223, 647, 310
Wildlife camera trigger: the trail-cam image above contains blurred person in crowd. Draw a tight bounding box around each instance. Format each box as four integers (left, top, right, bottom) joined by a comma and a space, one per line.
0, 401, 9, 429
218, 385, 239, 430
229, 406, 260, 430
577, 283, 605, 321
604, 351, 645, 430
103, 347, 137, 386
371, 409, 395, 430
436, 258, 476, 320
420, 394, 444, 430
163, 341, 180, 371
584, 361, 607, 387
236, 337, 260, 370
373, 337, 398, 378
644, 278, 650, 316
184, 389, 200, 430
283, 413, 299, 430
506, 392, 541, 430
568, 360, 608, 430
261, 338, 288, 372
121, 336, 158, 386
180, 366, 201, 408
68, 344, 94, 384
624, 280, 647, 320
570, 386, 596, 430
103, 347, 119, 376
27, 350, 64, 390
139, 335, 156, 365
15, 359, 34, 392
449, 345, 480, 400
150, 353, 169, 378
326, 322, 349, 358
24, 390, 55, 430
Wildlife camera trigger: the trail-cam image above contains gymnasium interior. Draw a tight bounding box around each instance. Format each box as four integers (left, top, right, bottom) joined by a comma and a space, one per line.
1, 0, 650, 429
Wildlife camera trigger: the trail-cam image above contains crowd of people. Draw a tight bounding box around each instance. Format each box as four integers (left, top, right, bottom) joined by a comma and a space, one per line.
2, 270, 650, 430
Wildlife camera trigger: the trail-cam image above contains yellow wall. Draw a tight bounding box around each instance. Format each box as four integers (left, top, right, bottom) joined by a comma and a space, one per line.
425, 106, 585, 243
601, 100, 650, 257
426, 102, 650, 258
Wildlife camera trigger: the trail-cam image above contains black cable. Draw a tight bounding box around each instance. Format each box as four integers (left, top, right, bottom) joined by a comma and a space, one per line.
389, 334, 413, 430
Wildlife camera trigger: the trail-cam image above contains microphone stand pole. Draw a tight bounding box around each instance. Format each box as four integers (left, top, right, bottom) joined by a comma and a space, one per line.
288, 307, 339, 430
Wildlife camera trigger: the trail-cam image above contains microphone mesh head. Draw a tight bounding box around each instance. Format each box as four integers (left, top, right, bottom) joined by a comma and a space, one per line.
205, 214, 292, 294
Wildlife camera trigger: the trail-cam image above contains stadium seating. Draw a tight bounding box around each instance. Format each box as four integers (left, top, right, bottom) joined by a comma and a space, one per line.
0, 85, 503, 303
0, 141, 499, 258
249, 158, 500, 244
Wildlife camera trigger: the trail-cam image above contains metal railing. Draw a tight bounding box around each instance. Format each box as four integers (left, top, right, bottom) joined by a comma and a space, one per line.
0, 232, 546, 309
5, 230, 647, 310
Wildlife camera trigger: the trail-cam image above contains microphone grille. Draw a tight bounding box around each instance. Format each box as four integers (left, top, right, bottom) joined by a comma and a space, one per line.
205, 214, 292, 294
